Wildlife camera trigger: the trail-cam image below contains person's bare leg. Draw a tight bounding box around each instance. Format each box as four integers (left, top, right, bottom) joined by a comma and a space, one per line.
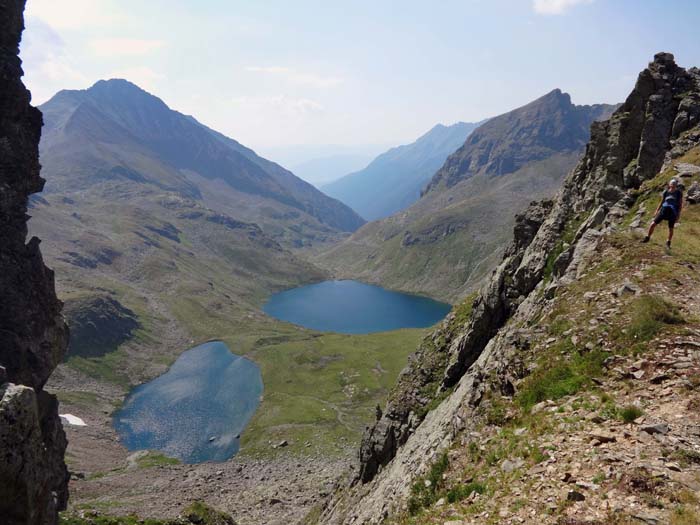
642, 222, 656, 242
667, 225, 674, 247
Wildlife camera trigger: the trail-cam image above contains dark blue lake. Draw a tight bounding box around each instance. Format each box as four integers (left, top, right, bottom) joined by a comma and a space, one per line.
263, 280, 451, 334
113, 341, 262, 463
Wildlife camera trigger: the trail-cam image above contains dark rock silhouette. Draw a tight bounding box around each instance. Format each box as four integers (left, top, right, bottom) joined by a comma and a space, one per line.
0, 1, 70, 523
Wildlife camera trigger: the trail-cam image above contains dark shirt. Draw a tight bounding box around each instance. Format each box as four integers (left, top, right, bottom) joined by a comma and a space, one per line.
661, 189, 682, 215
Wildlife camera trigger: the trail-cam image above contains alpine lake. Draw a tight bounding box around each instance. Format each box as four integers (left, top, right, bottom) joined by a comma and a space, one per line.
114, 280, 450, 462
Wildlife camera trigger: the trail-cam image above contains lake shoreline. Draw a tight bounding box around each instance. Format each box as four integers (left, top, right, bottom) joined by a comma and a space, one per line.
263, 279, 451, 334
113, 341, 263, 463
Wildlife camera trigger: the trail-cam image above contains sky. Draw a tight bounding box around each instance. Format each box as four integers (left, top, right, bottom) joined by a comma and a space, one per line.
19, 0, 700, 164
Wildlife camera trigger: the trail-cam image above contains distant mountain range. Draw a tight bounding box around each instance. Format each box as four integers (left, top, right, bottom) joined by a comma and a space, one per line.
322, 121, 483, 221
290, 153, 376, 187
39, 79, 364, 246
316, 90, 619, 301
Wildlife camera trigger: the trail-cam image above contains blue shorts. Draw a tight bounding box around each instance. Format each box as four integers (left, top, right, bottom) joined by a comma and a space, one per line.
654, 206, 677, 228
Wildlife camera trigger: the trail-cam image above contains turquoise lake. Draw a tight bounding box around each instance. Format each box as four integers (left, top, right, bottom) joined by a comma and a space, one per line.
263, 280, 451, 334
113, 341, 262, 463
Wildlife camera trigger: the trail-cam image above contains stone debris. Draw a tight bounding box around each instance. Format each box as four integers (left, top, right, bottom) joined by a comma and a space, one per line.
675, 162, 700, 177
615, 280, 641, 297
641, 423, 670, 435
566, 490, 586, 502
687, 180, 700, 204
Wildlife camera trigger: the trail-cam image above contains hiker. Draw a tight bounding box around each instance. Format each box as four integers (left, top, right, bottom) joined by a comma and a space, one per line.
642, 178, 683, 248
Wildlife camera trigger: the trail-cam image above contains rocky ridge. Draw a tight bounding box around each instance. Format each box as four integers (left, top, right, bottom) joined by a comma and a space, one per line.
318, 53, 700, 523
0, 1, 70, 523
423, 90, 615, 194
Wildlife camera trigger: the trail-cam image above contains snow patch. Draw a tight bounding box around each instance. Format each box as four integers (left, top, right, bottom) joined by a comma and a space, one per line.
60, 413, 87, 426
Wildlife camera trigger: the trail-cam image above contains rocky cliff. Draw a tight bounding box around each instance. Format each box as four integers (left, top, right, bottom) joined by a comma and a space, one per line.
0, 1, 70, 523
319, 53, 700, 523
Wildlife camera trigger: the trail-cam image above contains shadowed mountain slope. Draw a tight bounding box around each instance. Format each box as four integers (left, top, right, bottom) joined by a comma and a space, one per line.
323, 121, 482, 221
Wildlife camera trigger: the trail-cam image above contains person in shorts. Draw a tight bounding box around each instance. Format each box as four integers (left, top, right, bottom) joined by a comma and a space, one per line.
641, 178, 683, 248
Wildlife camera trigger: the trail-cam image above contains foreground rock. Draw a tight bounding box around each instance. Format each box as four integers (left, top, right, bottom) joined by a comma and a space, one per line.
0, 1, 70, 523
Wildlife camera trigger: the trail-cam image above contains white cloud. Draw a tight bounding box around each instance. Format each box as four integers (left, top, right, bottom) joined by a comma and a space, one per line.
107, 66, 165, 91
533, 0, 595, 15
246, 66, 292, 74
25, 0, 125, 29
245, 66, 344, 88
91, 38, 165, 57
21, 17, 90, 104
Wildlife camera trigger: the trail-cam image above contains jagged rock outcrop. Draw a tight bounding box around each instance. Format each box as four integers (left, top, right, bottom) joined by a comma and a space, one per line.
0, 1, 70, 523
321, 53, 700, 524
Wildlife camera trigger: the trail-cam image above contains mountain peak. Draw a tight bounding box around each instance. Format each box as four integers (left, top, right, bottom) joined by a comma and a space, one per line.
531, 88, 572, 109
89, 78, 150, 95
84, 78, 167, 109
422, 89, 618, 193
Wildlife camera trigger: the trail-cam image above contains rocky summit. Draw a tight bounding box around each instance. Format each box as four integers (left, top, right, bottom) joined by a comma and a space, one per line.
0, 0, 70, 523
318, 52, 700, 524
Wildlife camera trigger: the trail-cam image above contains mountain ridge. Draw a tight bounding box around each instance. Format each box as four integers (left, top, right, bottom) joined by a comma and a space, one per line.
317, 51, 700, 525
316, 90, 618, 302
39, 79, 365, 245
322, 120, 483, 220
424, 89, 619, 194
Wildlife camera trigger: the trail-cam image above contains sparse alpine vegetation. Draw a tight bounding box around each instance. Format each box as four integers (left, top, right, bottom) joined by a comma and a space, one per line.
383, 146, 700, 524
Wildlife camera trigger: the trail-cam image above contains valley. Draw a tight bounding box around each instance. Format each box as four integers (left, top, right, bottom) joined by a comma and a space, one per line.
27, 79, 442, 522
25, 72, 625, 525
317, 91, 619, 302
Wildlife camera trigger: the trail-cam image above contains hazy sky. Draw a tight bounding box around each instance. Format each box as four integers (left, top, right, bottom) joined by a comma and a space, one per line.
20, 0, 700, 157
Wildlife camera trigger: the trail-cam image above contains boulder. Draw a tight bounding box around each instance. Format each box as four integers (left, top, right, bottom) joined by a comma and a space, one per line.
686, 181, 700, 204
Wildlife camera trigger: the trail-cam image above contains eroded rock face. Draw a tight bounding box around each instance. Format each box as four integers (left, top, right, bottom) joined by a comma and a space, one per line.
0, 1, 70, 523
327, 53, 700, 524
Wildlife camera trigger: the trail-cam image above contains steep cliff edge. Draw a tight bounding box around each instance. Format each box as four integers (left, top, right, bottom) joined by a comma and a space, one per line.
319, 53, 700, 524
0, 1, 70, 523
